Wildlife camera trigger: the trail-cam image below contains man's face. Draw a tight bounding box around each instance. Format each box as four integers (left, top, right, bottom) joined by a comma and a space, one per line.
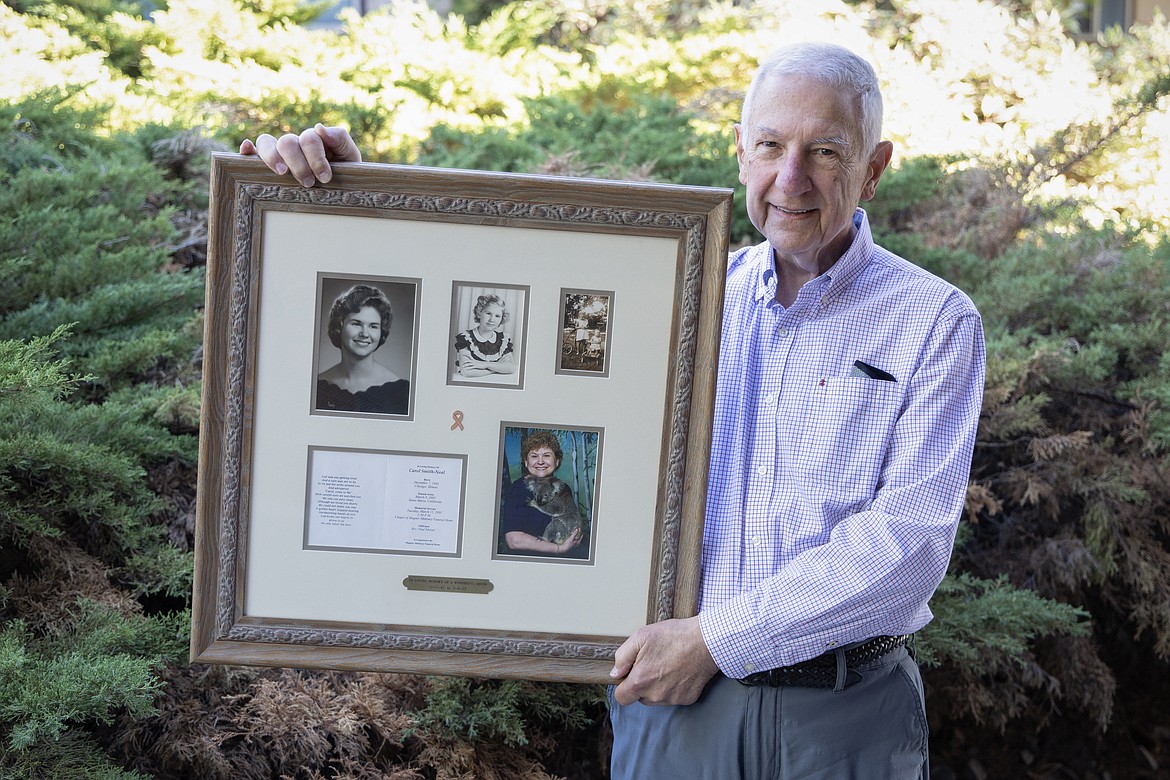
736, 73, 891, 271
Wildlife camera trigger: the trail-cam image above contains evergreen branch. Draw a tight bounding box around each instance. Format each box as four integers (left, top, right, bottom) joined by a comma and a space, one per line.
1012, 69, 1170, 198
1069, 389, 1139, 410
0, 325, 94, 397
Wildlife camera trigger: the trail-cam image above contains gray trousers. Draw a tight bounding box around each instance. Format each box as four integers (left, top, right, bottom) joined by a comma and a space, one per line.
608, 646, 928, 780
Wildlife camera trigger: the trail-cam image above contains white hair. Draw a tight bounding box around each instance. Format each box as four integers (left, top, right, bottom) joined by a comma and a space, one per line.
741, 42, 884, 154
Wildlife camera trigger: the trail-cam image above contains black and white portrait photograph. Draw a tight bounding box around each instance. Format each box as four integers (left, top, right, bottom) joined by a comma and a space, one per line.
556, 289, 613, 377
447, 282, 527, 388
311, 275, 420, 418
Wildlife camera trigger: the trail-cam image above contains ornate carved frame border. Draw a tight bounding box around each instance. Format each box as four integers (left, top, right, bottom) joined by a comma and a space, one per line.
191, 154, 731, 683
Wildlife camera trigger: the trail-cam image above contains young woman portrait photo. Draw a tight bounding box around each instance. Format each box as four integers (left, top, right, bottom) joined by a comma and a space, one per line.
312, 276, 419, 417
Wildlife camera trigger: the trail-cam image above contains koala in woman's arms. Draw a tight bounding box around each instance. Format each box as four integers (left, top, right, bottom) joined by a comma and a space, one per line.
524, 475, 584, 545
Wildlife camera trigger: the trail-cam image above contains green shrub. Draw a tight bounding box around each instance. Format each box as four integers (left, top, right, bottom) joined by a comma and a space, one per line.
417, 90, 751, 243
416, 677, 603, 747
0, 95, 199, 775
5, 0, 168, 79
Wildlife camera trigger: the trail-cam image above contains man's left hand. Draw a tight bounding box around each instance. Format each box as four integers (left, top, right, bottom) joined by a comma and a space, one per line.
610, 616, 719, 706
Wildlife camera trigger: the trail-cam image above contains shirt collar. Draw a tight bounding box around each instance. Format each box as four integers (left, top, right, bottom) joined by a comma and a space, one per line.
820, 208, 873, 298
751, 208, 874, 305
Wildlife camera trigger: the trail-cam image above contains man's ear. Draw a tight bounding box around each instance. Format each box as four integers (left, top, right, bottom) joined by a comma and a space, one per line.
734, 124, 749, 186
860, 140, 894, 202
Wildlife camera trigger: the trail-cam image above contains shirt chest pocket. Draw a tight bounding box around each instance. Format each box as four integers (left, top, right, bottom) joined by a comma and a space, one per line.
792, 377, 904, 495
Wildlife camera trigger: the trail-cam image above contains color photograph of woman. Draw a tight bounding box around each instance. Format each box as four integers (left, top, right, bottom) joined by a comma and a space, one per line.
495, 424, 601, 563
448, 283, 526, 388
313, 276, 418, 417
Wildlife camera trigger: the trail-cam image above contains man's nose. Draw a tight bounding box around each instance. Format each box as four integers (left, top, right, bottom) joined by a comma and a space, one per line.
775, 153, 811, 194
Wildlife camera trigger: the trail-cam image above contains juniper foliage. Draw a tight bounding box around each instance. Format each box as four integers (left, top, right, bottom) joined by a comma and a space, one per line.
417, 91, 749, 243
416, 677, 603, 746
867, 100, 1170, 765
0, 96, 202, 775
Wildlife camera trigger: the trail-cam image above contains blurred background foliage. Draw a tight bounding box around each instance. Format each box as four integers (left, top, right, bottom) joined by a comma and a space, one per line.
1, 0, 1169, 777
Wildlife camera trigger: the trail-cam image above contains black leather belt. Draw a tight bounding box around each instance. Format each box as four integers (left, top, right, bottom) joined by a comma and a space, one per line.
738, 635, 911, 689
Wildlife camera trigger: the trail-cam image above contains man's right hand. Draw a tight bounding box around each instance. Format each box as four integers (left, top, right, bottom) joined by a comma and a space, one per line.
239, 123, 362, 187
610, 616, 718, 706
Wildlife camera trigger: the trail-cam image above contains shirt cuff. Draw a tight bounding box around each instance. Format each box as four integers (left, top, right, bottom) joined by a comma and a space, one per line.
698, 594, 782, 679
700, 592, 879, 678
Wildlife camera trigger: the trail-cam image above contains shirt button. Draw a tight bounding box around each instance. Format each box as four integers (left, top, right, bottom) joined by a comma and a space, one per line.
751, 535, 762, 547
756, 465, 768, 477
826, 640, 838, 648
776, 327, 789, 338
744, 662, 756, 673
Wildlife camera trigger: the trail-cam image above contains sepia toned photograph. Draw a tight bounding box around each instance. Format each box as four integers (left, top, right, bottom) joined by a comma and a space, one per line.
557, 289, 614, 376
311, 274, 420, 418
447, 282, 528, 389
493, 423, 602, 564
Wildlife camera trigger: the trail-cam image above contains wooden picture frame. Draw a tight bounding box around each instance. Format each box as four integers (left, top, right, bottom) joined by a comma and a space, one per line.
191, 154, 731, 683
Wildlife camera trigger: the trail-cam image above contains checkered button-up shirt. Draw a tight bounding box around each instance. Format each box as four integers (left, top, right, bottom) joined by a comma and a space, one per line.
698, 209, 986, 678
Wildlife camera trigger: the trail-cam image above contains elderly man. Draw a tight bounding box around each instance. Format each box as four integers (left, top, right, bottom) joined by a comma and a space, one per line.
244, 40, 984, 780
